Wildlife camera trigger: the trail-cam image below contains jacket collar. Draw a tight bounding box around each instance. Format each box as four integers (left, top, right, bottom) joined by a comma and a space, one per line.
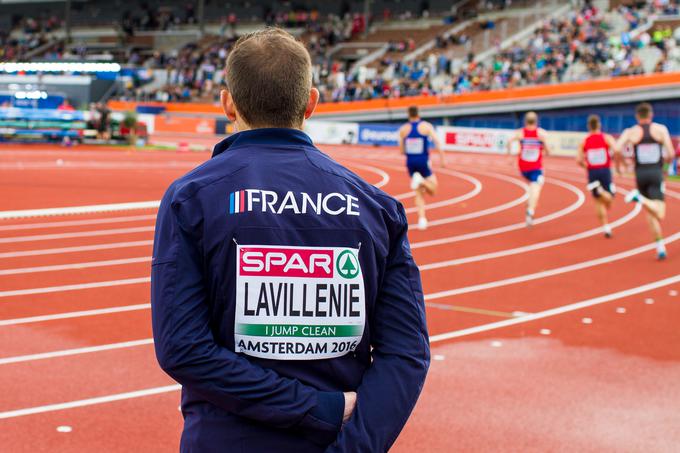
212, 128, 314, 158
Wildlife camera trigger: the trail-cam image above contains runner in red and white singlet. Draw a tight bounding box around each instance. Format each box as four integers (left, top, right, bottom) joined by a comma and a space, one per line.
507, 111, 551, 226
577, 114, 618, 238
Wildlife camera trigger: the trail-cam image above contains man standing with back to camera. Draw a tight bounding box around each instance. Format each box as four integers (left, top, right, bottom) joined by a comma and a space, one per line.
151, 28, 430, 452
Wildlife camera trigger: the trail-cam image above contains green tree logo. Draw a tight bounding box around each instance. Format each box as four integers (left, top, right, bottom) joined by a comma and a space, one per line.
336, 250, 359, 279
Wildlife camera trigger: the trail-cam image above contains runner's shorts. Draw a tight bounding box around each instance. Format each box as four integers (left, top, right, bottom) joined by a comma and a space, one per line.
587, 168, 614, 198
407, 158, 432, 178
635, 166, 665, 201
521, 169, 544, 184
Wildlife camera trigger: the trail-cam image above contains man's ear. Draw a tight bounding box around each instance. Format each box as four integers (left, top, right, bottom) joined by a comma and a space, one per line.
304, 87, 320, 120
221, 89, 237, 122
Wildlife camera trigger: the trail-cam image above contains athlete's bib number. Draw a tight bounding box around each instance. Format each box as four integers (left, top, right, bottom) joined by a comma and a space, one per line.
637, 143, 661, 164
521, 147, 540, 162
405, 138, 425, 155
587, 148, 608, 166
234, 245, 365, 360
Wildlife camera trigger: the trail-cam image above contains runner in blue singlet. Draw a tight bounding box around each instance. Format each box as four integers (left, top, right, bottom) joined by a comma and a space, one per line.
398, 105, 445, 230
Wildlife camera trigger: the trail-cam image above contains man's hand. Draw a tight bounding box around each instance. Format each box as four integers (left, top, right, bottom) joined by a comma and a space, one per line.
343, 391, 357, 423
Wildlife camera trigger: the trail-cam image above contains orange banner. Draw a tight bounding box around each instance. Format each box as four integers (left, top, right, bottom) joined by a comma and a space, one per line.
109, 72, 680, 116
154, 115, 216, 134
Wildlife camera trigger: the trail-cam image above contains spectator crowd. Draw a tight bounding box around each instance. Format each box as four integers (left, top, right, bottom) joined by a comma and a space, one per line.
6, 0, 672, 105
116, 1, 680, 105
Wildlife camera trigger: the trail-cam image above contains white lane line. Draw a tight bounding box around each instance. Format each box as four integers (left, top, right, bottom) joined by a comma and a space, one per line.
412, 177, 585, 249
0, 277, 150, 298
342, 157, 486, 214
0, 201, 160, 220
0, 226, 154, 244
0, 338, 154, 365
0, 384, 181, 420
425, 230, 680, 300
346, 162, 390, 189
0, 161, 196, 170
0, 304, 150, 326
0, 214, 157, 232
419, 203, 642, 269
0, 257, 151, 276
430, 273, 680, 342
406, 169, 482, 216
411, 172, 529, 230
0, 240, 153, 259
346, 158, 533, 231
4, 274, 679, 420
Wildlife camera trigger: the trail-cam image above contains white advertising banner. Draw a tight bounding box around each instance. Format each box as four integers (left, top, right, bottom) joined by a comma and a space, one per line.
437, 126, 516, 154
545, 130, 587, 157
304, 120, 359, 145
437, 126, 585, 157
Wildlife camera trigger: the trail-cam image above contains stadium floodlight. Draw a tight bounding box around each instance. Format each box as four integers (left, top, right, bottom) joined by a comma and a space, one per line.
0, 62, 122, 74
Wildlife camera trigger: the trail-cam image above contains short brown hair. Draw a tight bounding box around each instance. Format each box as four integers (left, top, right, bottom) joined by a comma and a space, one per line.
635, 102, 653, 120
226, 28, 312, 128
587, 114, 600, 131
408, 106, 419, 118
524, 111, 538, 126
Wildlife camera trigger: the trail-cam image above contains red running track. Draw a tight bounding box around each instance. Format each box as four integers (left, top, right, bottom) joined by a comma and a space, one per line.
0, 144, 679, 452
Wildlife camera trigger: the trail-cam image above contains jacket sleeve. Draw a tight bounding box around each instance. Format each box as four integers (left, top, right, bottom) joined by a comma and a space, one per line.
150, 184, 344, 439
327, 202, 430, 452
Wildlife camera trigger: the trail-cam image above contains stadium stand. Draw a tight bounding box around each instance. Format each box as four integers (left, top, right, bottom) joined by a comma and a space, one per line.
1, 0, 680, 114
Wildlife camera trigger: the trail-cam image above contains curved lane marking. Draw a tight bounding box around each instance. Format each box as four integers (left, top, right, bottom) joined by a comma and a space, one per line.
429, 273, 680, 342
419, 203, 642, 269
412, 177, 585, 248
424, 230, 680, 301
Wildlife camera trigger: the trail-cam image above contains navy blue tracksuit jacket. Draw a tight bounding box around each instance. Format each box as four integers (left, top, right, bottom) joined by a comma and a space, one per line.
151, 128, 430, 452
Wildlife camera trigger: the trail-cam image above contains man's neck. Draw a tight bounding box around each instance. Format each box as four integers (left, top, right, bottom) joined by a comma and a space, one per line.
233, 118, 303, 133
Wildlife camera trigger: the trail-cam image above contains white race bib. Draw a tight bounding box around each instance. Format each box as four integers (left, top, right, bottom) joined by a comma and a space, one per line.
235, 245, 365, 360
587, 148, 608, 166
521, 147, 540, 162
405, 137, 425, 155
637, 143, 661, 164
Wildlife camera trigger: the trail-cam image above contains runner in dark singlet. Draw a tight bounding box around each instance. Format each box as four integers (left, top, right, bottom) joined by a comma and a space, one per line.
616, 103, 674, 260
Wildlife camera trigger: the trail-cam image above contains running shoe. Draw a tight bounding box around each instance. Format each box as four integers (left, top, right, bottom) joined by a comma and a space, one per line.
411, 172, 424, 190
625, 189, 641, 203
418, 217, 428, 230
604, 224, 612, 238
525, 210, 533, 227
657, 241, 667, 261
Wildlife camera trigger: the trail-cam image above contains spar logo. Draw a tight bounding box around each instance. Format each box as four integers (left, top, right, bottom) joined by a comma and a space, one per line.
240, 247, 334, 278
336, 250, 359, 279
229, 189, 359, 216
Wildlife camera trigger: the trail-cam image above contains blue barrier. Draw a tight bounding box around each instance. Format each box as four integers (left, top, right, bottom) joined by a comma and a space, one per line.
0, 107, 85, 121
357, 123, 401, 146
136, 105, 166, 115
0, 95, 66, 110
358, 123, 436, 147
